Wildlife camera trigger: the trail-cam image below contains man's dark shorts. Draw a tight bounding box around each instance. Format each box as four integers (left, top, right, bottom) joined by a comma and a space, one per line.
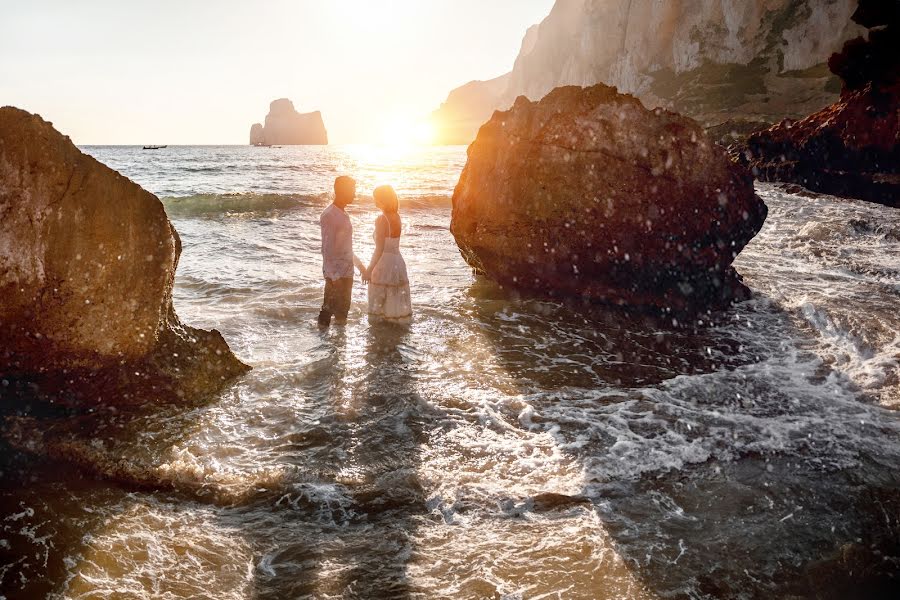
318, 277, 353, 327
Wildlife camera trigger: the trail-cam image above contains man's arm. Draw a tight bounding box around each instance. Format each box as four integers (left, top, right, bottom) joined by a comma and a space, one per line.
321, 213, 337, 280
354, 254, 367, 275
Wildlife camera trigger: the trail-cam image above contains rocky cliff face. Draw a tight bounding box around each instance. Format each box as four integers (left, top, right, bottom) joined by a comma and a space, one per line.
250, 98, 328, 145
431, 75, 510, 146
433, 0, 864, 144
451, 84, 767, 311
737, 0, 900, 205
0, 107, 249, 404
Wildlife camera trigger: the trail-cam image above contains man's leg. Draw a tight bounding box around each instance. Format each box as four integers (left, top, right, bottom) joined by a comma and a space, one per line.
318, 279, 335, 328
332, 277, 354, 325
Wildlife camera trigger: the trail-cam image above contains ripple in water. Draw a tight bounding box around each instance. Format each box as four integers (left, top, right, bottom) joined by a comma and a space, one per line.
2, 146, 899, 599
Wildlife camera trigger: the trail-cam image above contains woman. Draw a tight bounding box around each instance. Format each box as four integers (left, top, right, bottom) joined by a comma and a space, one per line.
363, 185, 412, 323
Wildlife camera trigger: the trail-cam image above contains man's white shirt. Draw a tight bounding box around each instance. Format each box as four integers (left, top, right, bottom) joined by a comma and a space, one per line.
320, 204, 355, 280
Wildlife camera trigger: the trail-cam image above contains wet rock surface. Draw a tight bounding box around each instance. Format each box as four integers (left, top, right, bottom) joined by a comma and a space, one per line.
450, 84, 768, 312
0, 107, 249, 404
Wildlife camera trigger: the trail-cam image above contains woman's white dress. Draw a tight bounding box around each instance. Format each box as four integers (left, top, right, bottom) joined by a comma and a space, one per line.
367, 224, 412, 322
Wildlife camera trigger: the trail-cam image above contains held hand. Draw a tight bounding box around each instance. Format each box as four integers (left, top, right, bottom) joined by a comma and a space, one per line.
361, 268, 370, 284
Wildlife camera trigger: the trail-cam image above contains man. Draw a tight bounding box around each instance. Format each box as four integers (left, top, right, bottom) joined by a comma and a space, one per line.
318, 175, 367, 328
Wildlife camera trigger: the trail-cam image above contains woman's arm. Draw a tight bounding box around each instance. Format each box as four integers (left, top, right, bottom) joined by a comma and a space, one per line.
364, 216, 387, 283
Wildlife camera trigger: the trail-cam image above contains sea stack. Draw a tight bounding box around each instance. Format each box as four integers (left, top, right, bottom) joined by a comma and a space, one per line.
249, 122, 265, 145
738, 0, 900, 206
249, 98, 328, 145
0, 106, 250, 404
450, 84, 768, 312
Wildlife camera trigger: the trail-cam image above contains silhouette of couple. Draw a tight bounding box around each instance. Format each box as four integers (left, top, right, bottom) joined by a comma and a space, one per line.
318, 176, 412, 328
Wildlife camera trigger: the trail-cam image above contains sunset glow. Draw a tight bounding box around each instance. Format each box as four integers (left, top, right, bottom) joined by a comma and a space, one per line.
378, 115, 436, 146
1, 0, 554, 144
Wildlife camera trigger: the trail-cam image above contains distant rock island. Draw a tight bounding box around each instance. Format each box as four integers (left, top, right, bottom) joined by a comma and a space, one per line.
249, 98, 328, 145
432, 0, 864, 144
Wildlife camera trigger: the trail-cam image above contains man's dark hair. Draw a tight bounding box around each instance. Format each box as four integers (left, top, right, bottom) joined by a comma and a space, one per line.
334, 175, 356, 197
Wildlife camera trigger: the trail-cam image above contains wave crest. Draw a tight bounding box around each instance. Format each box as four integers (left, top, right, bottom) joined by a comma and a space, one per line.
160, 192, 452, 217
161, 193, 323, 216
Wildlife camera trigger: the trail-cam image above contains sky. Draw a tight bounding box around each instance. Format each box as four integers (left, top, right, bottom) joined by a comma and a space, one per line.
0, 0, 555, 144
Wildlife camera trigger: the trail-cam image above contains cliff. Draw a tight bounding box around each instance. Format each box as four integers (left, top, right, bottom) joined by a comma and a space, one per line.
433, 0, 864, 144
249, 98, 328, 145
431, 74, 510, 146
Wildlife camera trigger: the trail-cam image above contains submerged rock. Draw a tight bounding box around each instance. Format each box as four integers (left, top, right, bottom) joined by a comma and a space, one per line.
0, 107, 249, 404
738, 0, 900, 206
450, 84, 767, 311
249, 98, 328, 145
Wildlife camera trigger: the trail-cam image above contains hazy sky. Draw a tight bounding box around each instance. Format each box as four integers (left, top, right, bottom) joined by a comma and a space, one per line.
1, 0, 555, 144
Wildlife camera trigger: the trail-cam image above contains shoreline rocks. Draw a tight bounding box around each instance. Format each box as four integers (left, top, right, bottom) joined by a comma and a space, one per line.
450, 84, 768, 312
735, 0, 899, 206
249, 98, 328, 145
735, 83, 899, 206
0, 107, 249, 405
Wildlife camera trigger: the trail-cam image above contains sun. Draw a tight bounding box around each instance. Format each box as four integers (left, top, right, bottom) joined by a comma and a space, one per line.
378, 115, 435, 146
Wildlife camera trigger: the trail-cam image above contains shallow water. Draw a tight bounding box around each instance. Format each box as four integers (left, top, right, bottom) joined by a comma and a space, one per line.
2, 145, 899, 599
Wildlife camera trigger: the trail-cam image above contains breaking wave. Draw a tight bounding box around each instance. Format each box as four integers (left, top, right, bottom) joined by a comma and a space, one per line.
161, 193, 323, 216
161, 192, 452, 217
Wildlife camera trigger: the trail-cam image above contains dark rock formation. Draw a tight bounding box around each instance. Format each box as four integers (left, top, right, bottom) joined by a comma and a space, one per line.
738, 0, 900, 206
450, 84, 767, 312
0, 107, 249, 404
432, 0, 863, 145
706, 119, 772, 147
249, 98, 328, 145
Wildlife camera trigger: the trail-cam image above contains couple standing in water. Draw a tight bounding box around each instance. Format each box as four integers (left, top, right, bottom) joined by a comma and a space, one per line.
318, 175, 412, 328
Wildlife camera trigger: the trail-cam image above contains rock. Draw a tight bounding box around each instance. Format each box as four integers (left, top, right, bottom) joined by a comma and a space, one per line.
249, 122, 265, 145
450, 84, 768, 312
249, 98, 328, 145
737, 1, 900, 206
0, 107, 249, 404
432, 0, 863, 145
705, 119, 772, 147
738, 83, 900, 206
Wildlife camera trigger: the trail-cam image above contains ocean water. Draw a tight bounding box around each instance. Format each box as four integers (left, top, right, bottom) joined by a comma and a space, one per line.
1, 145, 899, 599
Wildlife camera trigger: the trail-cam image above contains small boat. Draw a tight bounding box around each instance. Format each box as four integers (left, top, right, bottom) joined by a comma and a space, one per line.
252, 142, 272, 147
143, 145, 167, 150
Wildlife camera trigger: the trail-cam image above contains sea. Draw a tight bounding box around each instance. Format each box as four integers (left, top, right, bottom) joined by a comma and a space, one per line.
1, 144, 899, 599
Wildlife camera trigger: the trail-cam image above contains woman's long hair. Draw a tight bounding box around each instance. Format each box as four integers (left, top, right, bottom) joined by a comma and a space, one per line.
373, 185, 399, 214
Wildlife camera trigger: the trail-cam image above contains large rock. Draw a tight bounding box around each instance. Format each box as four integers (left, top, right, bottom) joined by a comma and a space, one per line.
0, 107, 249, 404
432, 0, 863, 145
450, 84, 768, 311
249, 98, 328, 145
737, 0, 900, 206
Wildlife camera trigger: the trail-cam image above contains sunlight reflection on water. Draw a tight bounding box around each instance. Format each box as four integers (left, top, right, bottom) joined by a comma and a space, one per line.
2, 145, 900, 599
